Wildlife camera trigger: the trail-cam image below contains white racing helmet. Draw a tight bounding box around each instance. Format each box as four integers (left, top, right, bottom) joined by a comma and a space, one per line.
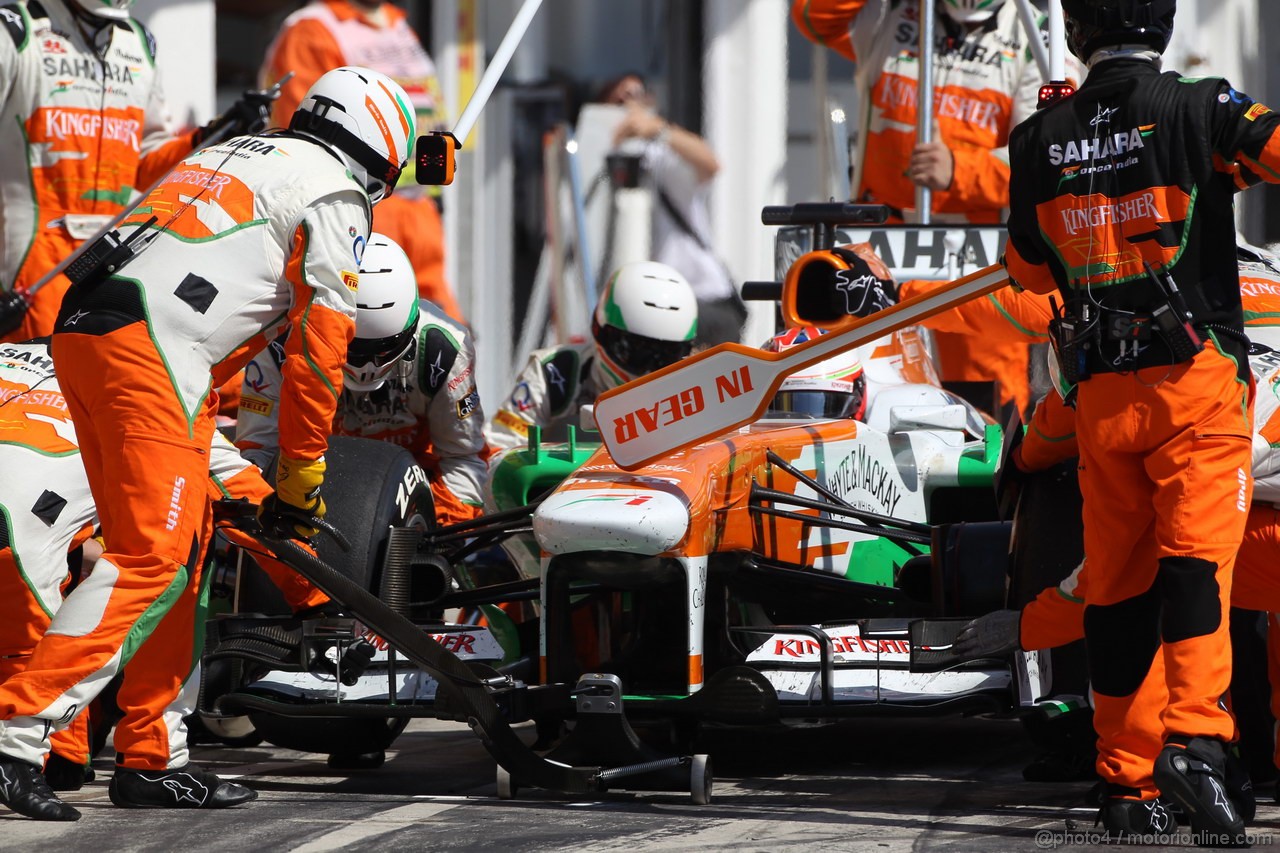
290, 66, 416, 205
941, 0, 1005, 23
69, 0, 133, 19
763, 327, 868, 420
591, 261, 698, 388
344, 234, 420, 393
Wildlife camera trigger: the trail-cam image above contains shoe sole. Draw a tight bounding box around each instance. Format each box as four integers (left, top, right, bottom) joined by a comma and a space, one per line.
1153, 748, 1248, 847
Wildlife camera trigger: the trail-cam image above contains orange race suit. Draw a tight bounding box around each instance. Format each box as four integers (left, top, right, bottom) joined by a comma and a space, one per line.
0, 130, 364, 773
790, 0, 1079, 417
1014, 256, 1280, 787
0, 1, 196, 343
259, 0, 460, 320
1005, 55, 1280, 797
0, 340, 328, 771
236, 298, 489, 526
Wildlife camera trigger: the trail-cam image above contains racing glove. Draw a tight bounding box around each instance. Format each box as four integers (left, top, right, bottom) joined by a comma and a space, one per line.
952, 609, 1022, 659
258, 455, 326, 540
193, 85, 278, 147
0, 288, 29, 338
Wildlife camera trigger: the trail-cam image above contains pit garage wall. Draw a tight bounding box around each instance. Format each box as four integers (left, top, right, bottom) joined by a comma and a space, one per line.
133, 0, 216, 128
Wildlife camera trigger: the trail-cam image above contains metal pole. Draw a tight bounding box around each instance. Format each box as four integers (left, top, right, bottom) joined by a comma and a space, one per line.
915, 0, 934, 224
452, 0, 543, 146
1013, 0, 1051, 81
813, 43, 833, 200
1048, 0, 1066, 81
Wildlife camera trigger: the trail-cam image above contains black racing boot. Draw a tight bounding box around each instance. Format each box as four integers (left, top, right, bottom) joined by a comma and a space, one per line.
109, 764, 257, 809
1154, 737, 1249, 847
1224, 745, 1256, 824
1094, 782, 1177, 837
0, 755, 81, 821
43, 752, 95, 792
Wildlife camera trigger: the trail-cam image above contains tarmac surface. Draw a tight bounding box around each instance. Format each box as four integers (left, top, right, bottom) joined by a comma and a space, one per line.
4, 715, 1280, 851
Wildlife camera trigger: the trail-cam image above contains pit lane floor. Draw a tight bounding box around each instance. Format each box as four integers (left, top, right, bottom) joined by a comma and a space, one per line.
5, 716, 1279, 851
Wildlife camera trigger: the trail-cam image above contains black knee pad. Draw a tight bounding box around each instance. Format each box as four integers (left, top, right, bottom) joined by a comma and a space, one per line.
1157, 556, 1221, 643
1085, 586, 1161, 697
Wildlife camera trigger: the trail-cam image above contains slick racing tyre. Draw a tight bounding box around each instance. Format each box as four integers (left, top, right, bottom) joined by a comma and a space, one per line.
237, 437, 434, 757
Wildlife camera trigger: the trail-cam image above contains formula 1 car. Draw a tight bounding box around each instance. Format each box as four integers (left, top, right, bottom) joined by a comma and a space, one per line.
195, 204, 1084, 799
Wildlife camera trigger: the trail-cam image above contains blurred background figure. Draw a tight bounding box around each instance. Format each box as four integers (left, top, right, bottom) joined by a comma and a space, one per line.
596, 72, 745, 348
260, 0, 463, 321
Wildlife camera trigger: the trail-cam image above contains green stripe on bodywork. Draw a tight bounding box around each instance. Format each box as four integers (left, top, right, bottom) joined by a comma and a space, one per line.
955, 423, 1002, 486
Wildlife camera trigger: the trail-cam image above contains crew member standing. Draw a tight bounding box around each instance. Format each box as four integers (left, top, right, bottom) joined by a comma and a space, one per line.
260, 0, 461, 320
0, 0, 267, 342
791, 0, 1082, 417
0, 66, 414, 821
1004, 0, 1280, 840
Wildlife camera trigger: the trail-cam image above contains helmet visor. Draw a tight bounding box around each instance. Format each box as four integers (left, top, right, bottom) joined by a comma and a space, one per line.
766, 389, 865, 420
596, 323, 694, 377
347, 325, 415, 371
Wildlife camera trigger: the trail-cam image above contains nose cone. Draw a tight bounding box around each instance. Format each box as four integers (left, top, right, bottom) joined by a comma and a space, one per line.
534, 488, 689, 555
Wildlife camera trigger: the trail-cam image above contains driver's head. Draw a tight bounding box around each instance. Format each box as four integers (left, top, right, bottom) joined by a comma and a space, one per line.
763, 327, 867, 421
343, 234, 419, 393
591, 261, 698, 389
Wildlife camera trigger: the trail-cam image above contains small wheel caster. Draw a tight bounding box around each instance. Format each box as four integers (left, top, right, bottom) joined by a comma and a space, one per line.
497, 766, 518, 800
689, 754, 712, 805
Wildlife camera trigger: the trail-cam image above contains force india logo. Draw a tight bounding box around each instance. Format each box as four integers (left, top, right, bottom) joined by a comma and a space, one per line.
42, 109, 141, 151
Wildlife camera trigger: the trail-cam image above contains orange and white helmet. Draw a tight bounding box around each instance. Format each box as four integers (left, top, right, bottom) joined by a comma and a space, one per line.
763, 327, 867, 421
290, 66, 416, 205
69, 0, 133, 19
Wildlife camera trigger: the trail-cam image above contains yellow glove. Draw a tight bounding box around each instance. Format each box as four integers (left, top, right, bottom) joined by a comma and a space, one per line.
259, 455, 326, 539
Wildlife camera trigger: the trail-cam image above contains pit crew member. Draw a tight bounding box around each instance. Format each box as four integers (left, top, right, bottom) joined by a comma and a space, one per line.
0, 339, 331, 801
0, 0, 271, 343
259, 0, 460, 320
1003, 0, 1280, 833
791, 0, 1082, 418
486, 260, 698, 453
956, 249, 1280, 834
0, 66, 414, 820
236, 233, 488, 527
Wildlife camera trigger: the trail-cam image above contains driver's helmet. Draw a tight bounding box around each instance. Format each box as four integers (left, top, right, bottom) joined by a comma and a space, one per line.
941, 0, 1005, 24
290, 66, 416, 205
343, 233, 419, 393
591, 261, 698, 389
763, 327, 868, 420
69, 0, 133, 19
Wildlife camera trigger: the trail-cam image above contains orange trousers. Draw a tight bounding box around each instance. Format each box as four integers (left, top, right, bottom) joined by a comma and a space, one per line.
0, 551, 92, 767
1024, 503, 1280, 792
1074, 343, 1252, 794
0, 324, 216, 771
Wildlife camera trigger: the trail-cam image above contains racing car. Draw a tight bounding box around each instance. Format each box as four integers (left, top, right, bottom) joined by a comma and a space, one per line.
194, 204, 1084, 798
